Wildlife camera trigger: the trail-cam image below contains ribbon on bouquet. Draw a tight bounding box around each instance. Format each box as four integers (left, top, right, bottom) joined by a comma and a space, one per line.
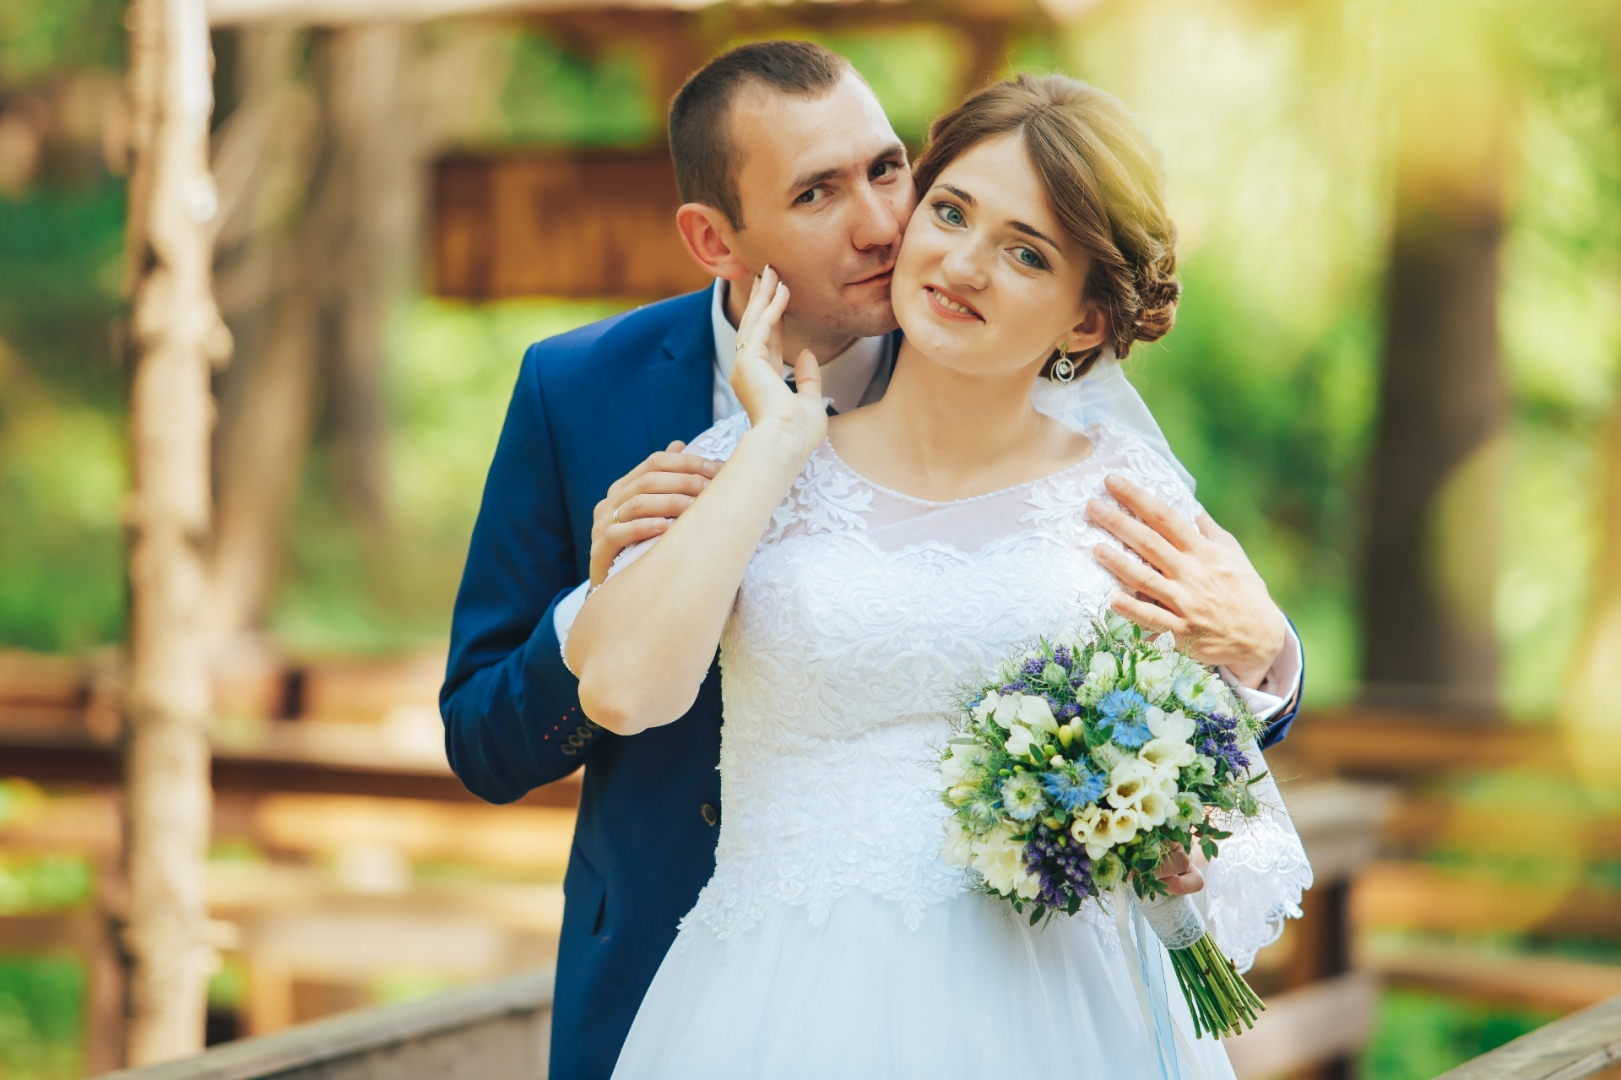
1110, 885, 1211, 1080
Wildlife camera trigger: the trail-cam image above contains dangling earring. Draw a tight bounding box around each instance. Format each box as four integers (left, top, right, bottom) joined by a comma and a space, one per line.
1051, 340, 1077, 385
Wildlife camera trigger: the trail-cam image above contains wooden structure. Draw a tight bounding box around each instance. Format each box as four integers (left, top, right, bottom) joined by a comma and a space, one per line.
96, 968, 554, 1080
434, 153, 708, 299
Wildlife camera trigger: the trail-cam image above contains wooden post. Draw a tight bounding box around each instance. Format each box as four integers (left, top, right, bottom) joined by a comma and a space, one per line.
123, 0, 231, 1064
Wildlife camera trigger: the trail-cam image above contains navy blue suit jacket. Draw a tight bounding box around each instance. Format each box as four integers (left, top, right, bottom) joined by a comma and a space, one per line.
440, 286, 1302, 1080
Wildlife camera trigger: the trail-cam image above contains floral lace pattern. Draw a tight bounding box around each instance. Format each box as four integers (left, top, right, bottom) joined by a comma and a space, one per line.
670, 416, 1309, 968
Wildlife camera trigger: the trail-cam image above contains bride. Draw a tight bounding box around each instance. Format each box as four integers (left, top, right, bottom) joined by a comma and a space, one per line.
567, 73, 1311, 1078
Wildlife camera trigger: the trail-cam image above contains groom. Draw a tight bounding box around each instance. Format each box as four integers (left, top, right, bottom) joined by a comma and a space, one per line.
441, 40, 1304, 1080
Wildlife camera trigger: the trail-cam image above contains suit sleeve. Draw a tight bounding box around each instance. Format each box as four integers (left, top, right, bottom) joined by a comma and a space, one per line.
439, 342, 606, 804
1257, 616, 1304, 750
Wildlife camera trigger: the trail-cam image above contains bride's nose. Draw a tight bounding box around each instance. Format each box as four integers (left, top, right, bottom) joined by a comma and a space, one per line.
940, 234, 991, 293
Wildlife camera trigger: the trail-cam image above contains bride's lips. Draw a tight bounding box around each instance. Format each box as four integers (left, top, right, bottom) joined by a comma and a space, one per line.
924, 284, 983, 322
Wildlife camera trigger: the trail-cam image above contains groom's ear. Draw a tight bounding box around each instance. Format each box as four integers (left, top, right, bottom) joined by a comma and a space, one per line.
676, 202, 752, 281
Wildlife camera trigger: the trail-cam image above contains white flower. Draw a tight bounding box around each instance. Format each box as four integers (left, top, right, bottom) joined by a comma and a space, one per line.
940, 743, 986, 788
1140, 736, 1196, 774
1135, 657, 1176, 704
1013, 864, 1043, 900
1147, 707, 1197, 744
1106, 758, 1156, 809
1091, 742, 1127, 771
1105, 805, 1142, 845
992, 693, 1027, 728
970, 827, 1026, 896
1171, 793, 1203, 828
1003, 724, 1039, 758
1152, 631, 1177, 654
971, 692, 1002, 725
1137, 787, 1175, 827
1089, 652, 1119, 683
1017, 695, 1059, 734
942, 819, 976, 868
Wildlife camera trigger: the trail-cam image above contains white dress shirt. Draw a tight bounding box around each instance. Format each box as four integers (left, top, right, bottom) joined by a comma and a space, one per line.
553, 279, 1302, 722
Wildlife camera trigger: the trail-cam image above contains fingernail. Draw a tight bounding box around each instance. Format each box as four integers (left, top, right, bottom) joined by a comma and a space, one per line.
702, 479, 710, 489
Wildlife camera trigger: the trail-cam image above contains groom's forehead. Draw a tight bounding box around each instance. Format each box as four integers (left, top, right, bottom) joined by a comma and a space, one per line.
731, 75, 899, 187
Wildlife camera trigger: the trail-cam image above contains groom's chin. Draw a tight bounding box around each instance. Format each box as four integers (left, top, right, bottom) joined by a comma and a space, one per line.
825, 292, 900, 339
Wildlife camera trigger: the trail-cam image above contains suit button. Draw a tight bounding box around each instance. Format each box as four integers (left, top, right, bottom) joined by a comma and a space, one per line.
700, 803, 719, 826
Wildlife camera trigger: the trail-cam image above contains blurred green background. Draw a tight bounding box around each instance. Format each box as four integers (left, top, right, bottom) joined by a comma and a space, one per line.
2, 0, 1620, 1075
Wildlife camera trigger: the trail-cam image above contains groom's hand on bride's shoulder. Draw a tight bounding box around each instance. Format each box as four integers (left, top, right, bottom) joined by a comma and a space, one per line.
1085, 474, 1287, 690
589, 441, 721, 586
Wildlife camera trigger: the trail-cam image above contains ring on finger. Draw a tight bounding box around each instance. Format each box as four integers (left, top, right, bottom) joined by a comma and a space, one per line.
611, 508, 620, 524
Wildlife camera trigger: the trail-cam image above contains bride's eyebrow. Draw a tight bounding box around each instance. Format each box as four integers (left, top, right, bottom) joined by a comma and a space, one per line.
940, 184, 976, 205
1009, 220, 1060, 249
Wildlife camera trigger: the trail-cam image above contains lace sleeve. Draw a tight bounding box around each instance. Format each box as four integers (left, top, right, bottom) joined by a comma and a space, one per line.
601, 413, 753, 582
1200, 745, 1313, 973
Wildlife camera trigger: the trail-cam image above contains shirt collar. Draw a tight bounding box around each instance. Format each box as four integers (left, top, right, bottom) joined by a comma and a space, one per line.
710, 278, 887, 416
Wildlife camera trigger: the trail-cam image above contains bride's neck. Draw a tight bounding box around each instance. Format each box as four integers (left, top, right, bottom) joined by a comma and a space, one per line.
868, 339, 1048, 477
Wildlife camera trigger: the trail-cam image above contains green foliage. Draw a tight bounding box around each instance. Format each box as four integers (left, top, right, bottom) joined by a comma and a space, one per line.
0, 181, 127, 651
0, 955, 84, 1080
0, 854, 93, 914
0, 0, 124, 87
266, 298, 632, 654
1360, 988, 1555, 1080
492, 32, 657, 147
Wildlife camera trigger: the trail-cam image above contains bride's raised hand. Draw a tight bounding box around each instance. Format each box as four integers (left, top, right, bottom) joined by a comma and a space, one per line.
731, 266, 826, 461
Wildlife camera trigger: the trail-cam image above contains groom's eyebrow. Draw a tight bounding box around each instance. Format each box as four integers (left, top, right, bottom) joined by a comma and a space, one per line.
787, 144, 907, 196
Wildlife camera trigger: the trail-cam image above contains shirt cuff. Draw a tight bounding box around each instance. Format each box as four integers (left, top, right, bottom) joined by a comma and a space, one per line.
1218, 619, 1302, 724
554, 580, 591, 674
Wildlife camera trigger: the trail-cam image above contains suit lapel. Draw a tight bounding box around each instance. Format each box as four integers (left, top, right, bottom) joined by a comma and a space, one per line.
859, 328, 905, 407
645, 296, 715, 448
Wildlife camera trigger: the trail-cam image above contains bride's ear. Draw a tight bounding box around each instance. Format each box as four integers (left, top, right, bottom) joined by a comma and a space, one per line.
676, 203, 752, 281
1059, 301, 1110, 355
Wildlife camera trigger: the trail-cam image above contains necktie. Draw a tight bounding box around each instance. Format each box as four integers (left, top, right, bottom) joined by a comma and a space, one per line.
784, 372, 838, 417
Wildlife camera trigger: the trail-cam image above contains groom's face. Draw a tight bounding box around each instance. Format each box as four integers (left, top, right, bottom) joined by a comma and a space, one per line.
726, 73, 914, 338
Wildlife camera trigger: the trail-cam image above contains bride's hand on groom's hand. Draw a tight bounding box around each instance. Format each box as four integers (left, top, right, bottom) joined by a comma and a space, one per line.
1154, 841, 1205, 896
1085, 475, 1287, 689
731, 266, 826, 461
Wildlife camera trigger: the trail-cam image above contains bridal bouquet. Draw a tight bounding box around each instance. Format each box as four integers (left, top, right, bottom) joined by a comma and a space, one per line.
939, 614, 1268, 1038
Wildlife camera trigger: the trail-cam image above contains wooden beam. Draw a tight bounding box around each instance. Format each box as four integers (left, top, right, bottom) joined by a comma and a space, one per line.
206, 0, 717, 27
1433, 994, 1621, 1080
96, 968, 554, 1080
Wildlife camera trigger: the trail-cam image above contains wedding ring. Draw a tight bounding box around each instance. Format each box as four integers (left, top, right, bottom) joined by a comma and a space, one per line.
735, 340, 747, 351
611, 508, 620, 524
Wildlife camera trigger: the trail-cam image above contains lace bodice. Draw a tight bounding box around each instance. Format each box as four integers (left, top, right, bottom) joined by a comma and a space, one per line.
616, 410, 1310, 970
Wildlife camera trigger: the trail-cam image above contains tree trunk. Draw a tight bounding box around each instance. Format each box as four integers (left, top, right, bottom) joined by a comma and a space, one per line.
208, 25, 323, 640
122, 0, 229, 1064
1361, 49, 1507, 712
323, 23, 423, 533
1562, 412, 1621, 781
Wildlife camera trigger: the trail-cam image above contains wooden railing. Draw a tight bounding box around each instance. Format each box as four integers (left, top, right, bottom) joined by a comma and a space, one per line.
1434, 993, 1621, 1080
96, 969, 552, 1080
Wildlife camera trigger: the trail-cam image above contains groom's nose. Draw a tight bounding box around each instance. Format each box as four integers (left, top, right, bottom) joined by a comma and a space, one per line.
847, 179, 903, 252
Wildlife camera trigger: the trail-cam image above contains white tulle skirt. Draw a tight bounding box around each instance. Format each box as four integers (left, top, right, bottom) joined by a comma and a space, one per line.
610, 888, 1238, 1079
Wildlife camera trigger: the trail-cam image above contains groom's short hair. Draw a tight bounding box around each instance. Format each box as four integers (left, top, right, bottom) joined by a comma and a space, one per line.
669, 40, 851, 230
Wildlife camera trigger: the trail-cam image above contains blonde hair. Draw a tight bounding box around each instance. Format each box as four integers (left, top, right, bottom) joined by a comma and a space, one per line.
912, 73, 1180, 377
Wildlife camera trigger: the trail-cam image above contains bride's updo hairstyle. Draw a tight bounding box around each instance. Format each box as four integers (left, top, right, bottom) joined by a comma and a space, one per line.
912, 73, 1180, 379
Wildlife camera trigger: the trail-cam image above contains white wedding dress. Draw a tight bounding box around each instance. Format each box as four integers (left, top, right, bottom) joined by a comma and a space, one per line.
607, 410, 1313, 1080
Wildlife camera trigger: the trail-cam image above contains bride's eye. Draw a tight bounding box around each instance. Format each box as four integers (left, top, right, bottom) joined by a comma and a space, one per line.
1013, 246, 1048, 270
933, 202, 966, 227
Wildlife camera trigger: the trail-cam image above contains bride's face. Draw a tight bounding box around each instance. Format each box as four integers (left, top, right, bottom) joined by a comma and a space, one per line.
892, 131, 1106, 380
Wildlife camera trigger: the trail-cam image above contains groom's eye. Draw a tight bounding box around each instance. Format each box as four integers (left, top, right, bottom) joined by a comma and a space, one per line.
795, 187, 829, 205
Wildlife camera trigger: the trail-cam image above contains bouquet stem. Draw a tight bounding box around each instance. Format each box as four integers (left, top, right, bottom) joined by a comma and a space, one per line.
1166, 934, 1265, 1039
1135, 891, 1265, 1039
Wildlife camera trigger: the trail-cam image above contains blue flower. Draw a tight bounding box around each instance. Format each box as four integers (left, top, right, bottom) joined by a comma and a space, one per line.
1097, 688, 1153, 747
1111, 716, 1152, 749
1042, 767, 1107, 811
1001, 773, 1047, 821
1098, 688, 1147, 724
